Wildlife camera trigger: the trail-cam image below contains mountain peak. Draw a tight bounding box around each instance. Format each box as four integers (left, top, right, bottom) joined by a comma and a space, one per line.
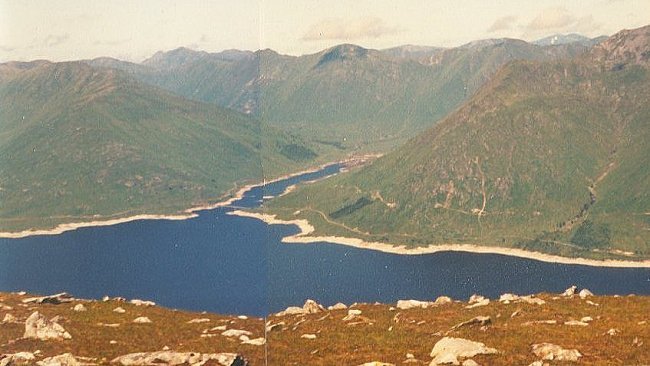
591, 25, 650, 68
316, 44, 369, 67
458, 38, 529, 50
533, 33, 592, 46
142, 47, 208, 68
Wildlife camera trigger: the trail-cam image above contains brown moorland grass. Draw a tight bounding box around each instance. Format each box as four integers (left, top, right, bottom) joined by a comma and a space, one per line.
0, 292, 265, 364
1, 291, 649, 365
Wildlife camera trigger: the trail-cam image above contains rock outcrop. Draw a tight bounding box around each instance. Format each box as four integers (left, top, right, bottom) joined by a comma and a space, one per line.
564, 320, 589, 326
397, 299, 435, 310
132, 317, 152, 324
449, 316, 491, 331
241, 337, 265, 346
22, 293, 74, 305
221, 329, 252, 338
111, 351, 246, 366
562, 286, 577, 297
36, 353, 80, 366
435, 296, 453, 305
342, 309, 362, 321
0, 352, 36, 366
129, 299, 156, 307
275, 299, 327, 316
579, 289, 594, 299
430, 337, 498, 365
498, 293, 545, 305
2, 313, 16, 323
465, 295, 489, 309
24, 311, 72, 341
328, 302, 348, 310
187, 318, 211, 324
302, 299, 325, 313
531, 343, 581, 361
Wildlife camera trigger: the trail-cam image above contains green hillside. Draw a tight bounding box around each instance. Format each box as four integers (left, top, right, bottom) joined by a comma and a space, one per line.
265, 26, 650, 260
112, 41, 588, 155
0, 61, 312, 232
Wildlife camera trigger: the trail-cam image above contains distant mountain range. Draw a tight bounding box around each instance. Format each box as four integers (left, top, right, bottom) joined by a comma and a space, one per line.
86, 37, 593, 151
533, 33, 607, 47
1, 28, 647, 248
266, 26, 650, 260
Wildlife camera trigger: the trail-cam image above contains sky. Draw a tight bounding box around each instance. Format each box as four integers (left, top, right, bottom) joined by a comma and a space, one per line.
1, 0, 649, 62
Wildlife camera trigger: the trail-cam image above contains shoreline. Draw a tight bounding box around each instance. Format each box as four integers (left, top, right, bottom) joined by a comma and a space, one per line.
228, 210, 650, 268
0, 157, 367, 239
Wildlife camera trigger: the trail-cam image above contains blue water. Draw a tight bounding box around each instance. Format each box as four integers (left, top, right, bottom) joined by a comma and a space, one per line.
0, 164, 648, 316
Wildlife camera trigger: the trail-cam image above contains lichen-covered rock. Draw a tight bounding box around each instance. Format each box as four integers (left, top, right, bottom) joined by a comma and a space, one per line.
461, 360, 479, 366
468, 295, 485, 304
303, 299, 325, 314
434, 296, 453, 305
24, 311, 72, 340
396, 299, 435, 310
464, 298, 489, 309
342, 309, 362, 321
2, 313, 16, 323
132, 316, 152, 324
328, 302, 348, 310
36, 353, 80, 366
187, 318, 211, 323
111, 351, 245, 366
499, 293, 519, 303
0, 352, 35, 366
579, 289, 594, 299
22, 293, 73, 305
129, 299, 155, 307
275, 306, 305, 317
519, 296, 546, 305
449, 316, 491, 331
564, 320, 589, 326
430, 337, 498, 365
241, 337, 265, 346
532, 343, 581, 361
562, 286, 577, 297
221, 329, 252, 338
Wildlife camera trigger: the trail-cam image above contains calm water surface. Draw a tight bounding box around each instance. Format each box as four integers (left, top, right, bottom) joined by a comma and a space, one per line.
1, 164, 648, 316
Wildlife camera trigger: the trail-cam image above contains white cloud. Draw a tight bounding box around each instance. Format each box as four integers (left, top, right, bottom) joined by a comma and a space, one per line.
302, 17, 398, 41
41, 34, 70, 48
523, 7, 603, 38
527, 7, 575, 31
487, 15, 517, 32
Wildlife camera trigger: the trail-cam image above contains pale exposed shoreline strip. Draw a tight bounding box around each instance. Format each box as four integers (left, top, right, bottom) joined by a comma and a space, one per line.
227, 210, 650, 268
0, 159, 352, 239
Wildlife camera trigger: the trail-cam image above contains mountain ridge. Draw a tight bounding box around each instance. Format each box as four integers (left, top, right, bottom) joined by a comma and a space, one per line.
264, 25, 650, 260
0, 61, 303, 232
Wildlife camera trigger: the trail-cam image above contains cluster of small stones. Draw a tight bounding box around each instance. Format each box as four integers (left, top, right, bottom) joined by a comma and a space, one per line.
2, 286, 647, 365
0, 292, 250, 366
269, 286, 628, 365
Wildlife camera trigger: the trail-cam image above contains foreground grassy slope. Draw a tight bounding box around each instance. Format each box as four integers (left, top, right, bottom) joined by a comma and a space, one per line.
266, 26, 650, 260
1, 291, 648, 365
0, 61, 312, 232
